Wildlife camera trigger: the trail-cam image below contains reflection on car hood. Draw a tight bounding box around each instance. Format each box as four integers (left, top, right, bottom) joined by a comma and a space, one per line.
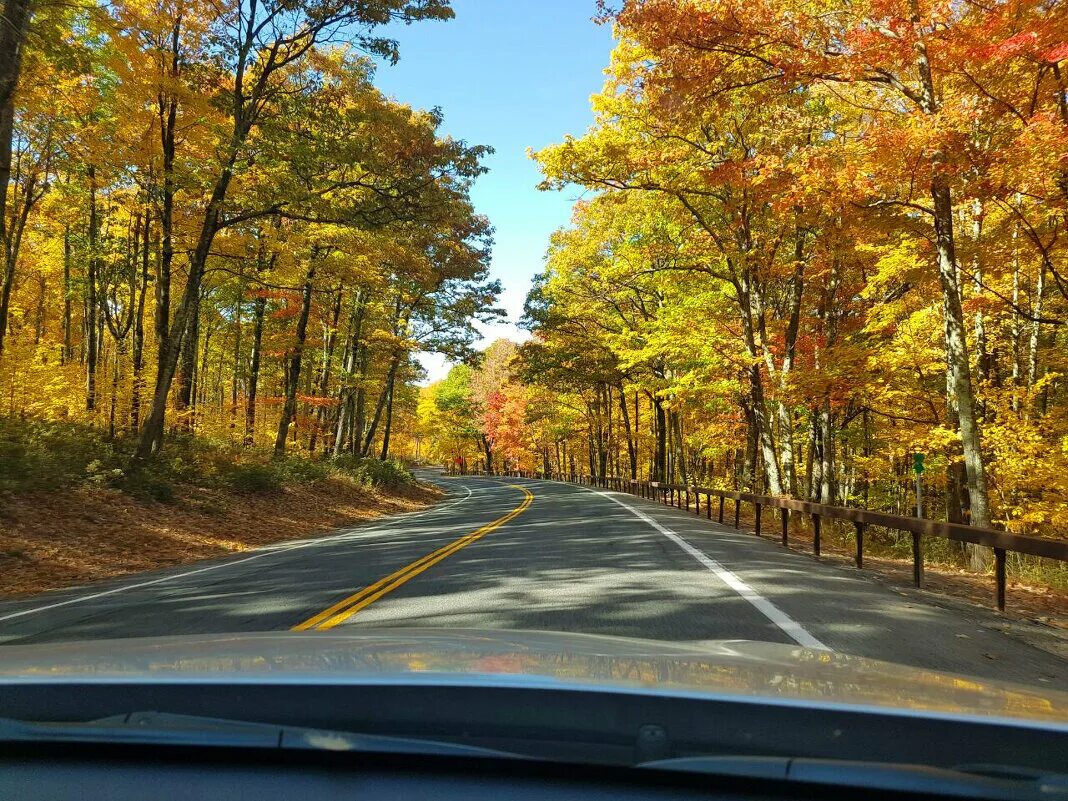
0, 628, 1065, 724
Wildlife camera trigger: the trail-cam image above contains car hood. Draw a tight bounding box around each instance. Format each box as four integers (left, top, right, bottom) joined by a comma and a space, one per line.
0, 628, 1064, 725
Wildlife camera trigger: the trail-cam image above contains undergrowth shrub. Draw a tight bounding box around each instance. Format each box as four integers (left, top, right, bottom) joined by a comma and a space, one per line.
331, 455, 414, 488
224, 463, 283, 494
0, 418, 120, 492
1, 417, 419, 502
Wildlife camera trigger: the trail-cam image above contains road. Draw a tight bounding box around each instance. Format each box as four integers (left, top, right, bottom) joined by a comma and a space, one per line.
0, 472, 1064, 686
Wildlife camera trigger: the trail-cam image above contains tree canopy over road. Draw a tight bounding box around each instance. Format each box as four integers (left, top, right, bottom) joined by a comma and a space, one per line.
419, 0, 1068, 568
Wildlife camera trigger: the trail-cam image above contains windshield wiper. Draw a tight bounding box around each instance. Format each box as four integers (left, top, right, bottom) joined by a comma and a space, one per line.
0, 711, 520, 759
640, 755, 1068, 800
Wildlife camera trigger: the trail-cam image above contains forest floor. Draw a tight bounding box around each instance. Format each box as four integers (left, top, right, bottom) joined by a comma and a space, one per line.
0, 417, 442, 598
0, 476, 441, 598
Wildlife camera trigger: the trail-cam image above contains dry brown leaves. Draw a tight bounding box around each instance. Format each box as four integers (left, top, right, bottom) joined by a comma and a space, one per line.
0, 479, 442, 598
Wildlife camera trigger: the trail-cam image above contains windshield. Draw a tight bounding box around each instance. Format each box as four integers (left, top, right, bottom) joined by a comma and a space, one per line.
0, 0, 1065, 738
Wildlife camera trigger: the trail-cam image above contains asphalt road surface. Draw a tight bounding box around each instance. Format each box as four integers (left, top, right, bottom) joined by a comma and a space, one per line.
0, 472, 1064, 687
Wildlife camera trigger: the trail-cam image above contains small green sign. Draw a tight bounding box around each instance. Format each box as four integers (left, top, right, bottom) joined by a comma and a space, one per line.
913, 453, 925, 474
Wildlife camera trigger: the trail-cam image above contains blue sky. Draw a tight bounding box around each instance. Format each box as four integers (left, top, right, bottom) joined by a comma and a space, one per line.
372, 1, 615, 382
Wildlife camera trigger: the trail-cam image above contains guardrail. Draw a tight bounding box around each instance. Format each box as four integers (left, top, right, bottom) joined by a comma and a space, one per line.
471, 468, 1068, 614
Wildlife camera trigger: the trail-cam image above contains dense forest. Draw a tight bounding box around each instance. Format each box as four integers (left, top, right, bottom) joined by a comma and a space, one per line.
418, 0, 1068, 566
0, 0, 500, 467
4, 0, 1068, 569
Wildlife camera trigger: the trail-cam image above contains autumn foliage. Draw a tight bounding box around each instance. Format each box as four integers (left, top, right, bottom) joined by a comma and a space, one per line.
0, 0, 502, 469
430, 1, 1068, 576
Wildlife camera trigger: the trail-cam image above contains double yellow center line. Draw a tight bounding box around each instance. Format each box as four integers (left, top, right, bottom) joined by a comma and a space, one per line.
293, 484, 534, 631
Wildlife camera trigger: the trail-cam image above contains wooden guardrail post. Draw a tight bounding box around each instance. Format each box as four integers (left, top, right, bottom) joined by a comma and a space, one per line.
994, 548, 1006, 611
912, 532, 924, 588
546, 470, 1064, 614
855, 521, 865, 568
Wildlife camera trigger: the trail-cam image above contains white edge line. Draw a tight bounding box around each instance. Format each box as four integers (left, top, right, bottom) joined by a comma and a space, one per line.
544, 480, 830, 651
0, 482, 475, 624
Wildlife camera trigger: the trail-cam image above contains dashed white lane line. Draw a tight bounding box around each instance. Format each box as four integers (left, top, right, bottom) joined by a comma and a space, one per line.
0, 483, 475, 625
575, 483, 830, 651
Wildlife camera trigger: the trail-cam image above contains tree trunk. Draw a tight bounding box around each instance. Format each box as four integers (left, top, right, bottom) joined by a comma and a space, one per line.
229, 282, 243, 437
0, 243, 14, 357
332, 289, 365, 456
130, 213, 149, 432
108, 344, 122, 438
765, 233, 805, 496
62, 226, 73, 364
244, 293, 266, 446
274, 266, 315, 457
174, 291, 200, 432
932, 179, 989, 531
135, 151, 236, 461
1026, 262, 1045, 417
309, 288, 341, 452
652, 394, 667, 482
618, 384, 637, 478
737, 278, 783, 494
670, 408, 687, 485
808, 408, 823, 502
85, 165, 100, 412
909, 0, 989, 530
197, 314, 215, 412
361, 353, 400, 457
154, 17, 179, 351
379, 367, 397, 460
480, 432, 493, 474
819, 402, 835, 504
970, 201, 990, 394
0, 0, 33, 356
1010, 227, 1022, 414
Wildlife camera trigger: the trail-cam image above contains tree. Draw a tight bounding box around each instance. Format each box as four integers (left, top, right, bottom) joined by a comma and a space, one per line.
133, 0, 453, 461
515, 1, 1068, 557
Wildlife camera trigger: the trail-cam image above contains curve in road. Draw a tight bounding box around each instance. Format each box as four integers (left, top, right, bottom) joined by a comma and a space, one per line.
0, 471, 1062, 689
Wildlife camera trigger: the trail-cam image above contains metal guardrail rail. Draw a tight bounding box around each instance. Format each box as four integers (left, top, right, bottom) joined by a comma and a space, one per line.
457, 468, 1068, 614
